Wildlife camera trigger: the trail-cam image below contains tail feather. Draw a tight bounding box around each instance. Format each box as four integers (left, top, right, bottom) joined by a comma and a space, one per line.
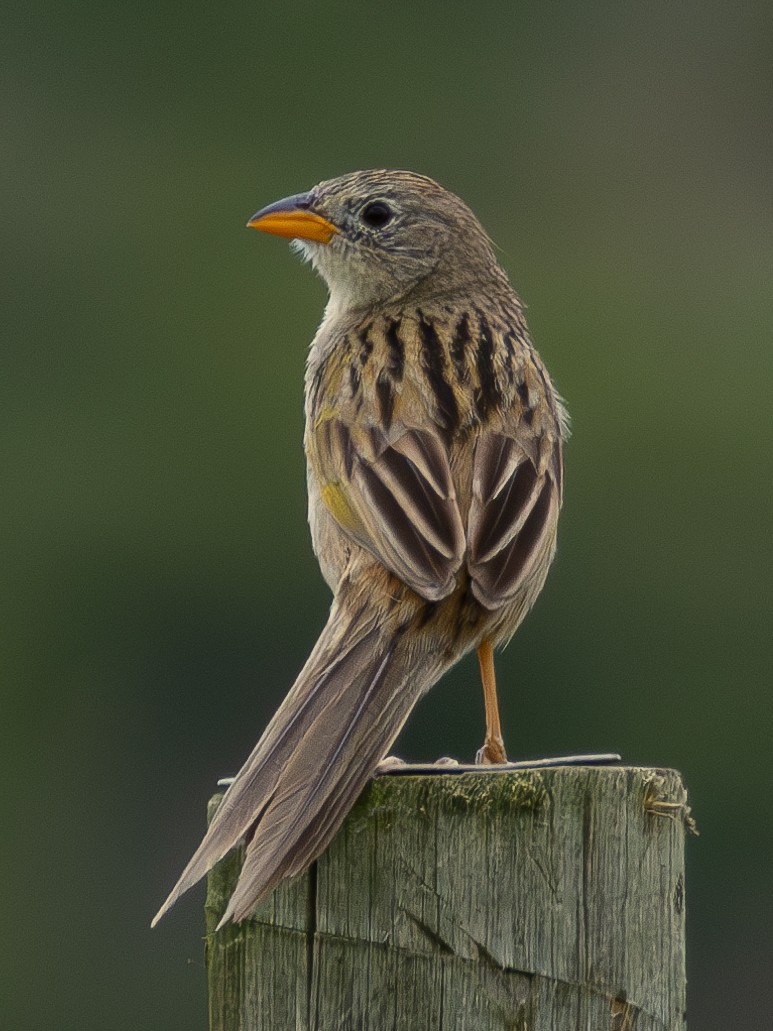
152, 591, 446, 928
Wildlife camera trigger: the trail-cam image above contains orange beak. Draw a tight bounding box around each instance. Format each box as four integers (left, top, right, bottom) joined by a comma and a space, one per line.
246, 191, 337, 244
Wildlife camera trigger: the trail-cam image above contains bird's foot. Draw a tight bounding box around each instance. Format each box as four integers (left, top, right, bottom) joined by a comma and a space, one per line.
376, 755, 460, 774
475, 736, 508, 765
216, 776, 235, 787
376, 755, 407, 774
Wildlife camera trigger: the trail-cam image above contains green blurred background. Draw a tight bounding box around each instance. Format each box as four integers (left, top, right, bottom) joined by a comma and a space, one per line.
3, 1, 771, 1027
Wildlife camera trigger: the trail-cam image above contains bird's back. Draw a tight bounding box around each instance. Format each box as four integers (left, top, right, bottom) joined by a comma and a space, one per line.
305, 289, 567, 632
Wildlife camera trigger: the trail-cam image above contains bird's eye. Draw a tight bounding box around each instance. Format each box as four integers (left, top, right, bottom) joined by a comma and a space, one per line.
361, 201, 393, 228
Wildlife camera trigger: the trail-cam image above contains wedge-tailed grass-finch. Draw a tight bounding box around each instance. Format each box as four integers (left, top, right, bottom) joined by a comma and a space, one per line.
153, 170, 569, 928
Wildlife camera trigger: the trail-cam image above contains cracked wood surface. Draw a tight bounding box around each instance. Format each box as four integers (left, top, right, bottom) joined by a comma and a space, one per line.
205, 766, 688, 1030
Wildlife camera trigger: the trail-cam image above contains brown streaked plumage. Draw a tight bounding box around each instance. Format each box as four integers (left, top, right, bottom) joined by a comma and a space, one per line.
152, 170, 569, 929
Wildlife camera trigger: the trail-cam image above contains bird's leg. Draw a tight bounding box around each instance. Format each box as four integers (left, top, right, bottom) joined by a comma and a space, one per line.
475, 638, 508, 764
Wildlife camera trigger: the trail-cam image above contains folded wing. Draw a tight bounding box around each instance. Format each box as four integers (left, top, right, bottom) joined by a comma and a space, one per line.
316, 419, 466, 601
468, 431, 561, 609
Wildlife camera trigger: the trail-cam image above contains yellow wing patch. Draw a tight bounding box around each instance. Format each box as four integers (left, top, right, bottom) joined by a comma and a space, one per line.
320, 482, 363, 534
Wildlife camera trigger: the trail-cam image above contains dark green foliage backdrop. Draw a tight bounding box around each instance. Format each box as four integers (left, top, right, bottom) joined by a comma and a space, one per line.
3, 2, 771, 1028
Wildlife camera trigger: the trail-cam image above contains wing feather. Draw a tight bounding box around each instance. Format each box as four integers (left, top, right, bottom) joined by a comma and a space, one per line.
469, 431, 560, 609
318, 421, 465, 601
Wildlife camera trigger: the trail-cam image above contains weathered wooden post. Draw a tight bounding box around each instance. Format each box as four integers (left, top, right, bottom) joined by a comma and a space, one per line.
205, 766, 691, 1030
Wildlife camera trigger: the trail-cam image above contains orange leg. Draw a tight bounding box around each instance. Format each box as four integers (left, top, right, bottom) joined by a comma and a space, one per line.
475, 638, 508, 764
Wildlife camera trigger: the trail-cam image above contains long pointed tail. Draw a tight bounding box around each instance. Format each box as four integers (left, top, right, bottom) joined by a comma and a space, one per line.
152, 581, 449, 927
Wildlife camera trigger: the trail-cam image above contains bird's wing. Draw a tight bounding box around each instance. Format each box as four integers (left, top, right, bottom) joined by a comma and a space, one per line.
314, 417, 466, 601
467, 429, 562, 610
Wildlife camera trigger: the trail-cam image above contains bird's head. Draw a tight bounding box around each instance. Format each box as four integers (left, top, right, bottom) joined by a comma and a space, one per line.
247, 170, 506, 315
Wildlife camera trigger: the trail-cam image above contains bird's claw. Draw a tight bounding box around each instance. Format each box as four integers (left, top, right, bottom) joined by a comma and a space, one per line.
475, 736, 508, 765
376, 755, 407, 773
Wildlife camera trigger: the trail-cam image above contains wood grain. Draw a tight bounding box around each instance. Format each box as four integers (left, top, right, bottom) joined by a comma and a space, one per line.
206, 766, 690, 1030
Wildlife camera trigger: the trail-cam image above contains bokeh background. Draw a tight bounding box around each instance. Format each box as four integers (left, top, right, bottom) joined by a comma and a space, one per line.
4, 1, 771, 1027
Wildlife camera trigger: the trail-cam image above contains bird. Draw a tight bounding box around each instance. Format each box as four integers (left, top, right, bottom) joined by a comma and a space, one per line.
152, 169, 569, 929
